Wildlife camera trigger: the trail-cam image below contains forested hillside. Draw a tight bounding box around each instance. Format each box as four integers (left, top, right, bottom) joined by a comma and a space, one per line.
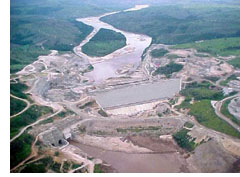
101, 2, 240, 44
10, 0, 121, 73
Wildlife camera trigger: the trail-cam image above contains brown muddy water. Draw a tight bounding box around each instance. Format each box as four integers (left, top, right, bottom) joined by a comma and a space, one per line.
70, 141, 189, 173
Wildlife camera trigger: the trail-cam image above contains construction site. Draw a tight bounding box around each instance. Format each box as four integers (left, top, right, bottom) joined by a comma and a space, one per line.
10, 4, 240, 174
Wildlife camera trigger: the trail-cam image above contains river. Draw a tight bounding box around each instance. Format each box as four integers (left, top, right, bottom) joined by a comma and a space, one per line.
70, 141, 188, 173
74, 5, 152, 82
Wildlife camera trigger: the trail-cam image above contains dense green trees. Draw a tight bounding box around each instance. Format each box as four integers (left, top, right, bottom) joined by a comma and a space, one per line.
10, 97, 27, 116
150, 48, 169, 58
11, 133, 34, 169
101, 5, 240, 45
11, 105, 53, 138
228, 57, 240, 68
153, 62, 183, 77
173, 128, 196, 152
10, 83, 28, 99
10, 0, 107, 73
82, 28, 126, 57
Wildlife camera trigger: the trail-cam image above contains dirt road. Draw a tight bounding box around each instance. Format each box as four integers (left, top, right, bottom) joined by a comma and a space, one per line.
10, 108, 62, 142
10, 94, 31, 118
214, 94, 240, 132
10, 134, 41, 171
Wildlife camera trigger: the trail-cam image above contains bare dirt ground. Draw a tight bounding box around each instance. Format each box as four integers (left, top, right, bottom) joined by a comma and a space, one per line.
124, 135, 183, 154
187, 139, 238, 172
222, 138, 240, 157
74, 135, 152, 153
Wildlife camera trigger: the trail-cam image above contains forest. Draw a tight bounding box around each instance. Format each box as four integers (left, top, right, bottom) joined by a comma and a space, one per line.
101, 3, 240, 44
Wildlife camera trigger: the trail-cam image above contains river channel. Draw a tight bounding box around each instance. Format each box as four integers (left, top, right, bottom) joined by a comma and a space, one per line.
70, 140, 188, 173
74, 5, 152, 82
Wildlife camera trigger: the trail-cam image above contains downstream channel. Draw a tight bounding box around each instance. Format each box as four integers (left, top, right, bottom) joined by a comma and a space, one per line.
70, 140, 188, 173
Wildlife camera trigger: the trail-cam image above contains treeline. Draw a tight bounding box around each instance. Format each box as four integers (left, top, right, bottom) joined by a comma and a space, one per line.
10, 0, 109, 73
82, 28, 126, 57
101, 5, 240, 45
90, 28, 126, 41
11, 133, 34, 169
173, 37, 240, 57
10, 97, 27, 116
153, 62, 183, 77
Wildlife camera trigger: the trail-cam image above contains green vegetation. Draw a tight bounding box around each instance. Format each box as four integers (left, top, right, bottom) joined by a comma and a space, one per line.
10, 82, 34, 117
87, 65, 94, 71
169, 98, 177, 105
72, 163, 82, 169
204, 76, 220, 83
82, 28, 126, 57
54, 151, 60, 157
173, 128, 196, 152
184, 122, 194, 129
10, 97, 27, 116
181, 88, 223, 101
11, 105, 53, 138
20, 156, 55, 173
50, 162, 61, 173
21, 161, 47, 173
167, 54, 182, 59
56, 109, 75, 118
141, 44, 151, 61
117, 126, 161, 133
195, 53, 209, 57
153, 62, 183, 77
11, 45, 50, 73
173, 37, 240, 57
10, 133, 34, 168
220, 74, 238, 86
10, 0, 114, 73
102, 5, 240, 45
62, 161, 71, 172
20, 157, 81, 173
228, 57, 240, 68
94, 164, 104, 173
40, 118, 54, 125
10, 83, 28, 99
98, 109, 108, 117
11, 1, 240, 73
178, 81, 240, 138
188, 100, 240, 138
78, 101, 95, 109
11, 19, 93, 73
150, 48, 168, 58
181, 81, 224, 101
221, 99, 240, 126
